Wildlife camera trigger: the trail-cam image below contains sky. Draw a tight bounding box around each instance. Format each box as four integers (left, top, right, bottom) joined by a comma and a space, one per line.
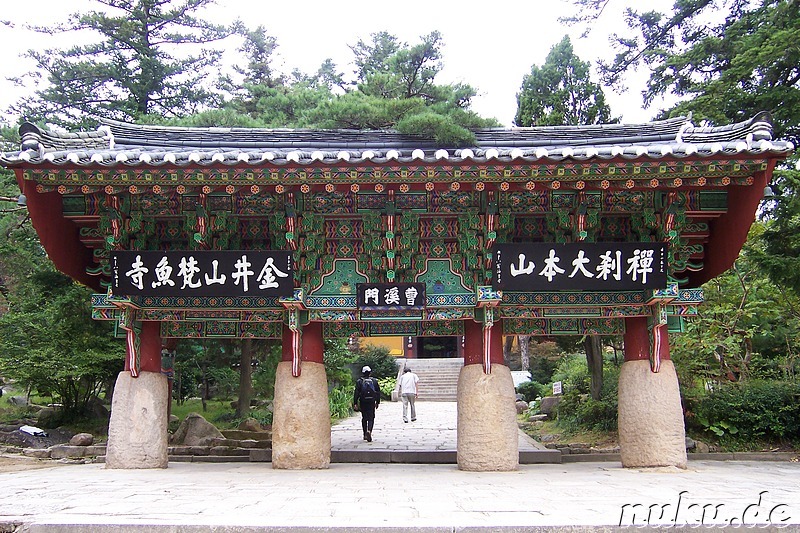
0, 0, 673, 128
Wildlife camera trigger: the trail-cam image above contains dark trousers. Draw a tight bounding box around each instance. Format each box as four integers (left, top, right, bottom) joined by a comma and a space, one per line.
360, 400, 376, 434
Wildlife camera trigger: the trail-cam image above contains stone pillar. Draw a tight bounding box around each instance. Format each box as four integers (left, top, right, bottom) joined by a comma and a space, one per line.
457, 319, 518, 471
618, 316, 687, 469
106, 321, 168, 469
272, 322, 331, 469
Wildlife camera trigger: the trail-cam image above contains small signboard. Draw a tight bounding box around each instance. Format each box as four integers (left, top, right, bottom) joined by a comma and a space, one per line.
356, 283, 426, 310
110, 250, 294, 297
493, 242, 667, 291
552, 381, 563, 395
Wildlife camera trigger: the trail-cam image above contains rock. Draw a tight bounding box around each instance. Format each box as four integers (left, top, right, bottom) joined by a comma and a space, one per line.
49, 445, 86, 459
539, 434, 557, 443
539, 396, 562, 416
169, 415, 180, 424
22, 448, 50, 459
69, 433, 94, 446
685, 437, 696, 450
528, 414, 548, 422
515, 393, 525, 401
694, 440, 710, 453
36, 407, 58, 426
515, 400, 529, 414
170, 413, 224, 446
8, 396, 28, 407
528, 400, 538, 408
238, 417, 264, 432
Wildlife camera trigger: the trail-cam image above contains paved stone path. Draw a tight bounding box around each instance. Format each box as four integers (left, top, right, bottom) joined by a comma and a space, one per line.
1, 459, 799, 531
331, 400, 546, 452
1, 400, 799, 531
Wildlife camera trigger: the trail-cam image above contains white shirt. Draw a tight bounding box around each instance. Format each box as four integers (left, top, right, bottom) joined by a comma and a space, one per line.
399, 371, 419, 395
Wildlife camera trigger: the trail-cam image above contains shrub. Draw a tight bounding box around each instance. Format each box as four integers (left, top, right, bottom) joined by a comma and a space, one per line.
688, 380, 800, 443
554, 361, 620, 433
329, 385, 353, 420
516, 380, 547, 402
379, 377, 396, 400
353, 345, 400, 380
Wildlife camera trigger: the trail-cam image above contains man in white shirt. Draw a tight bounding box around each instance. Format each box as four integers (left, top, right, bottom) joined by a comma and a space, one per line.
398, 367, 419, 423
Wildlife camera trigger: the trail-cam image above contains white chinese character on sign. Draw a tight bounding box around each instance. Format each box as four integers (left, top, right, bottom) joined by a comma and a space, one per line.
405, 286, 419, 306
125, 255, 148, 290
204, 259, 227, 285
232, 255, 254, 292
178, 256, 202, 289
510, 253, 535, 276
364, 287, 379, 304
539, 249, 565, 282
384, 286, 400, 305
596, 250, 622, 281
627, 249, 654, 284
256, 257, 289, 289
568, 250, 593, 279
152, 256, 175, 288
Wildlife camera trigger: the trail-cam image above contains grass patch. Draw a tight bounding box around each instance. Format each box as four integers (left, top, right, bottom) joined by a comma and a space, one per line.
519, 417, 619, 448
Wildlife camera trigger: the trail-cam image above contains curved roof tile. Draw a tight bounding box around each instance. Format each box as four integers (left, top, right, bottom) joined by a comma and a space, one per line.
1, 112, 793, 168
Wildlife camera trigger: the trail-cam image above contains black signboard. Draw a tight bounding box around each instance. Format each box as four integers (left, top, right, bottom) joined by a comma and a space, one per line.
356, 283, 426, 309
110, 250, 294, 297
493, 242, 667, 291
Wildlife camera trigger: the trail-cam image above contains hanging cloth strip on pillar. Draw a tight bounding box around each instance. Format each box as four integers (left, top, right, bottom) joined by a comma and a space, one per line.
289, 308, 302, 377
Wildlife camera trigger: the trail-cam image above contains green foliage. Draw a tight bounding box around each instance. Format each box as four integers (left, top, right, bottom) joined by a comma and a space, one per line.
529, 350, 561, 385
328, 385, 353, 419
396, 112, 475, 146
353, 344, 399, 380
515, 35, 614, 127
566, 1, 800, 143
323, 338, 355, 389
550, 354, 620, 433
671, 222, 800, 386
516, 380, 547, 403
379, 377, 396, 400
687, 380, 800, 444
11, 0, 239, 127
0, 268, 123, 421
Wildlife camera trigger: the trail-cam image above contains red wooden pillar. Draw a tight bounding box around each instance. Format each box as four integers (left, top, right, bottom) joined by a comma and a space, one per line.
624, 316, 671, 364
281, 321, 324, 365
123, 321, 162, 374
463, 318, 504, 367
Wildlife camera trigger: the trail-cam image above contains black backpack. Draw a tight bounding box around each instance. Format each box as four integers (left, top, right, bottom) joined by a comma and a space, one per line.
360, 377, 378, 402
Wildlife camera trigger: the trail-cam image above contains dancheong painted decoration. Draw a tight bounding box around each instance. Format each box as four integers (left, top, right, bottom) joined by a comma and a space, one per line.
0, 111, 793, 355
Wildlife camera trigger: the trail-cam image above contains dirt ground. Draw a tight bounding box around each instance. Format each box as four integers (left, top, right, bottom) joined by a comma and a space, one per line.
0, 454, 61, 473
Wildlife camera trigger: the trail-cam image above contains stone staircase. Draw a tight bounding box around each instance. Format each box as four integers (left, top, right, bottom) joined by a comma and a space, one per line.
397, 358, 463, 402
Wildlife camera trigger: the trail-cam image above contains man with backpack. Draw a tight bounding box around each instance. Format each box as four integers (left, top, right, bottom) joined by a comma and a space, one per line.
353, 366, 380, 442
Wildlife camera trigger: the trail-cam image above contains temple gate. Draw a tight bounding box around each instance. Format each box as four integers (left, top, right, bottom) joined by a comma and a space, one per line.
1, 113, 792, 470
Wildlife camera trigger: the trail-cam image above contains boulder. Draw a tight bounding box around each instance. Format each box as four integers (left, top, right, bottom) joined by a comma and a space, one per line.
685, 437, 696, 451
694, 440, 710, 453
69, 433, 94, 446
515, 400, 529, 414
170, 413, 224, 446
528, 414, 548, 422
8, 396, 28, 407
539, 396, 562, 416
237, 417, 264, 432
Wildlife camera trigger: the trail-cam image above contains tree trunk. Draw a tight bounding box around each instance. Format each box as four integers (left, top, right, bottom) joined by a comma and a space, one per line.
585, 336, 603, 400
237, 338, 254, 419
519, 335, 531, 371
503, 335, 515, 366
201, 363, 208, 412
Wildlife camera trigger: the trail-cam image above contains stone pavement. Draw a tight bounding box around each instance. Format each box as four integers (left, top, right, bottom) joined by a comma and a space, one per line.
329, 400, 560, 463
1, 401, 799, 531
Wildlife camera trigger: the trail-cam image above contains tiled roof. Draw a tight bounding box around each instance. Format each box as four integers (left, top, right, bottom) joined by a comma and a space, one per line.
1, 112, 793, 168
